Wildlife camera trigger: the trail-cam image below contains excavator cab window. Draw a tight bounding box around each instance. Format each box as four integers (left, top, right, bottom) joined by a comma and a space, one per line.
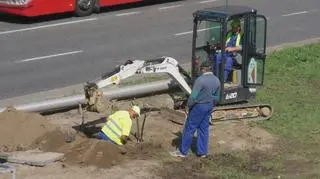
192, 12, 267, 85
223, 17, 245, 86
191, 6, 268, 104
192, 19, 223, 80
192, 17, 246, 85
243, 15, 267, 86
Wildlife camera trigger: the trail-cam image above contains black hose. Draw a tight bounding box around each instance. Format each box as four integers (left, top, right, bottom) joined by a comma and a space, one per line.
136, 114, 140, 143
140, 113, 147, 142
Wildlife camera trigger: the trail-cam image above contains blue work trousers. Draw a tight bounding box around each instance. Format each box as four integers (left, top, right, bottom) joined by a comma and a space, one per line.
214, 53, 233, 82
179, 103, 214, 156
97, 131, 116, 145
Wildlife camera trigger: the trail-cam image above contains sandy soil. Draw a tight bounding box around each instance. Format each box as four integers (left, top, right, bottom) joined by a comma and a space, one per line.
0, 108, 55, 152
0, 94, 276, 179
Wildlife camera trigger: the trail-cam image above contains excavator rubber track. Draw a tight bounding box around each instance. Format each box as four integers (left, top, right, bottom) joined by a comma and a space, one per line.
169, 102, 273, 125
210, 103, 273, 124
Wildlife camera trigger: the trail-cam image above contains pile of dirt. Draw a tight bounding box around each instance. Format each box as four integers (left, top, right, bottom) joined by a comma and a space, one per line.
64, 139, 125, 168
0, 108, 55, 152
32, 130, 125, 168
0, 108, 125, 168
31, 129, 75, 152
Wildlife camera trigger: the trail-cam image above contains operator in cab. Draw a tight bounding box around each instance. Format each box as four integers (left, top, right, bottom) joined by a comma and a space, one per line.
215, 19, 243, 82
96, 106, 141, 145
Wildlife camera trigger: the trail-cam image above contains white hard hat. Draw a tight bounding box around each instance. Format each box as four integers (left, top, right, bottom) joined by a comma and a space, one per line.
131, 105, 141, 117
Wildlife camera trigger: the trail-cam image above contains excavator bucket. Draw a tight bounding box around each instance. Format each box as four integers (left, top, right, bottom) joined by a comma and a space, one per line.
84, 83, 104, 113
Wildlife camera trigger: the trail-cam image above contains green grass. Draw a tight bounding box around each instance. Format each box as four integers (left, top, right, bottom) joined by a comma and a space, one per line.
252, 43, 320, 178
227, 43, 320, 178
257, 43, 320, 138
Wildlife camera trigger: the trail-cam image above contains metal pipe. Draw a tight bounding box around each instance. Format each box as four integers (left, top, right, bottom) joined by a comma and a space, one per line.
0, 80, 178, 114
0, 94, 85, 114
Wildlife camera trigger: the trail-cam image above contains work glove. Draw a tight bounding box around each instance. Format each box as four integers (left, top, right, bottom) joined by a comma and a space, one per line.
120, 135, 129, 145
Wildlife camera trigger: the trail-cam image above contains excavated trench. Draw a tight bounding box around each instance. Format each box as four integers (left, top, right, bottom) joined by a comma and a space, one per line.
0, 107, 176, 169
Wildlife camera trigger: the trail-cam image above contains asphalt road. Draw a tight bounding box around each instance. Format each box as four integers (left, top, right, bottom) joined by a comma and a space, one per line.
0, 0, 320, 100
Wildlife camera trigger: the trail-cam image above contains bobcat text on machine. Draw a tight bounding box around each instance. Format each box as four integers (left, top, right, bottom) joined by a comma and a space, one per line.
84, 5, 273, 123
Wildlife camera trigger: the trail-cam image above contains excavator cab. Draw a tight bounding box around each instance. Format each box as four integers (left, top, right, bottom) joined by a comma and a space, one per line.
191, 5, 267, 105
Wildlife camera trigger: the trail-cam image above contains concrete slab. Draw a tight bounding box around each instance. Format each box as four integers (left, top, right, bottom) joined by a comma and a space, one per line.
0, 150, 64, 167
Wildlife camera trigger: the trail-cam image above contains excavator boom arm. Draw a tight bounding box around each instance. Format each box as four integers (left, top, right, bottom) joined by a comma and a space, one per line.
83, 56, 192, 112
87, 56, 192, 94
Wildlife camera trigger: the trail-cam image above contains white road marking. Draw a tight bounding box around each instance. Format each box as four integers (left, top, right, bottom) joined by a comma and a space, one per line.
175, 27, 218, 36
15, 50, 83, 63
175, 30, 193, 36
0, 18, 97, 35
158, 4, 183, 10
198, 0, 220, 4
282, 11, 309, 17
115, 12, 141, 16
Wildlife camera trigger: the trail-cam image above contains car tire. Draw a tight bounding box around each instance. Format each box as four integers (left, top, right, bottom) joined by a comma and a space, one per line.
74, 0, 95, 17
93, 0, 100, 13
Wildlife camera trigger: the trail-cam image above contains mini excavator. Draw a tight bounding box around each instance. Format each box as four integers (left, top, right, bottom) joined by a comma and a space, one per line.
83, 5, 273, 123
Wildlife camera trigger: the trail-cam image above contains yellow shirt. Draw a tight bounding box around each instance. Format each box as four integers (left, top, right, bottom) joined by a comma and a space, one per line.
101, 111, 132, 145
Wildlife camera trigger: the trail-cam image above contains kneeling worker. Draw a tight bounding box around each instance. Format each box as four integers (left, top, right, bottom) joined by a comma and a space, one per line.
97, 106, 141, 145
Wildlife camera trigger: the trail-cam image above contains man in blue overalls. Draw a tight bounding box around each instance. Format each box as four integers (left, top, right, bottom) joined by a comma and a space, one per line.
170, 62, 221, 158
215, 19, 243, 82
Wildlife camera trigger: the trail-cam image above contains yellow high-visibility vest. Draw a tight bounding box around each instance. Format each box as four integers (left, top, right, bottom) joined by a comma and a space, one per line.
101, 111, 132, 145
226, 31, 243, 47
